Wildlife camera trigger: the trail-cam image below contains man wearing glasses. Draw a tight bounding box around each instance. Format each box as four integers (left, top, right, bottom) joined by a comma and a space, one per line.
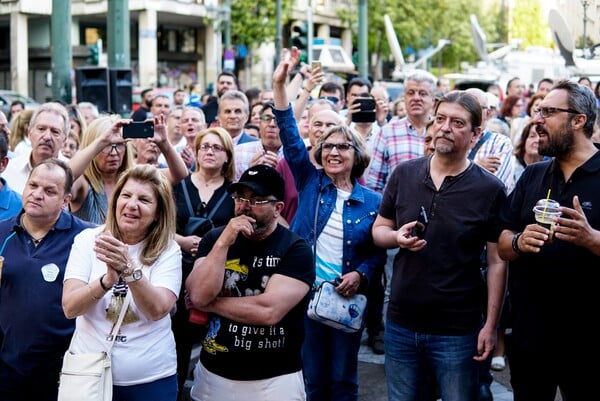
186, 165, 314, 401
497, 80, 600, 400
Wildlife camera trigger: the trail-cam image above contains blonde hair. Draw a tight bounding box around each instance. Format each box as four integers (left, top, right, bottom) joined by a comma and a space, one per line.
194, 127, 236, 181
104, 164, 176, 266
8, 109, 34, 151
79, 115, 135, 195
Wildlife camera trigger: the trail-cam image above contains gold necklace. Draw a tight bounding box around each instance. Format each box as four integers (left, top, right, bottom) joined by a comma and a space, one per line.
194, 173, 222, 188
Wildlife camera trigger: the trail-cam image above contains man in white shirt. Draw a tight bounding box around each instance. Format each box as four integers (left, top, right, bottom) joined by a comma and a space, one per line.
1, 102, 69, 194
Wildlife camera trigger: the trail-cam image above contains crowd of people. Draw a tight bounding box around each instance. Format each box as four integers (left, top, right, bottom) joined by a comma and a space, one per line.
0, 44, 599, 401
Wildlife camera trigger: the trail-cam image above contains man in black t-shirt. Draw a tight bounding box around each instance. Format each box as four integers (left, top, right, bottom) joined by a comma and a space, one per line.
372, 91, 507, 400
186, 165, 314, 401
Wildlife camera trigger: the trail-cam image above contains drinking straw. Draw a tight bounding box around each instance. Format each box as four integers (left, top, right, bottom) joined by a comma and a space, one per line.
0, 232, 16, 256
543, 189, 551, 216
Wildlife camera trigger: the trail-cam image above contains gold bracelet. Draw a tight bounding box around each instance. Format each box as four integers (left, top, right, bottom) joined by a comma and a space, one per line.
87, 284, 100, 301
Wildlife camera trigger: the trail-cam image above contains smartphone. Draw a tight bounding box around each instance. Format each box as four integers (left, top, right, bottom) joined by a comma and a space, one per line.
411, 206, 429, 239
311, 61, 322, 72
351, 97, 376, 123
123, 121, 154, 139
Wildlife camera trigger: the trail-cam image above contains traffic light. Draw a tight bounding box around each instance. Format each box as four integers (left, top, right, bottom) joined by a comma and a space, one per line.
87, 44, 99, 65
292, 22, 308, 62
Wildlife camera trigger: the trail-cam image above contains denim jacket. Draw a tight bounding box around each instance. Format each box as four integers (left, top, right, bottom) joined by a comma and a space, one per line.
274, 106, 386, 284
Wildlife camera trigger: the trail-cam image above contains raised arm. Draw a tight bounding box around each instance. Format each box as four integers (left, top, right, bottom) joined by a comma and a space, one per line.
292, 64, 324, 121
153, 114, 188, 185
69, 119, 127, 181
273, 47, 302, 110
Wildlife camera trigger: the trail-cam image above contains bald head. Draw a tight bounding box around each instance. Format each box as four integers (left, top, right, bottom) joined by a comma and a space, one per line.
308, 109, 344, 147
465, 88, 489, 123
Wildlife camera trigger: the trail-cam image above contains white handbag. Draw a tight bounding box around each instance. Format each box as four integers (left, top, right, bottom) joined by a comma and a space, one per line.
307, 280, 367, 333
57, 291, 131, 401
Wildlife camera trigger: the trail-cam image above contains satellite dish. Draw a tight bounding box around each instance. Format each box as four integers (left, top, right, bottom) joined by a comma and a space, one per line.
548, 9, 575, 66
470, 14, 489, 62
384, 14, 405, 67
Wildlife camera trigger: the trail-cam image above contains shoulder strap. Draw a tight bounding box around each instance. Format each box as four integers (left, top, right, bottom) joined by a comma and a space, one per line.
107, 291, 132, 353
67, 288, 132, 355
468, 131, 491, 161
181, 179, 195, 216
205, 189, 229, 220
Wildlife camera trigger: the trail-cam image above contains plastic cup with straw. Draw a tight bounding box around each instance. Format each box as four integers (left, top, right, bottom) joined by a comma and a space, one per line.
533, 189, 561, 242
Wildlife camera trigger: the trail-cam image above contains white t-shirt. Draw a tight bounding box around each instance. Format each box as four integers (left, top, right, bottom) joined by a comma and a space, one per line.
315, 188, 350, 285
64, 226, 182, 385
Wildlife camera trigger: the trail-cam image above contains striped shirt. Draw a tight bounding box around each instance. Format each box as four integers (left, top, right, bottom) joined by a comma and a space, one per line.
234, 141, 284, 180
471, 130, 515, 193
365, 117, 426, 193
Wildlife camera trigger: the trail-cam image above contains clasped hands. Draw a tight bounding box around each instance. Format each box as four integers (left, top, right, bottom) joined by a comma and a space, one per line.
94, 231, 132, 275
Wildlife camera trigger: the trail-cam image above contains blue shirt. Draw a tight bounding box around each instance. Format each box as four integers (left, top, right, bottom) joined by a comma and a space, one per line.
0, 178, 22, 220
0, 210, 95, 376
274, 106, 386, 283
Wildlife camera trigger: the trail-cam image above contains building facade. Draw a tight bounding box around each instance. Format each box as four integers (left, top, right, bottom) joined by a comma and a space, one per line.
0, 0, 353, 102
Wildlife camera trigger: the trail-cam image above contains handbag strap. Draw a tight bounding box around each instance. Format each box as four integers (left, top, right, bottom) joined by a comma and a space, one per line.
182, 179, 228, 220
67, 285, 132, 355
107, 290, 132, 353
181, 179, 195, 216
205, 189, 229, 220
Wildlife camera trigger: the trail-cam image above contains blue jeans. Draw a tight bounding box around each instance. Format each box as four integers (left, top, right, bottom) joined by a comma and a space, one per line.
113, 374, 178, 401
385, 321, 478, 401
302, 315, 363, 401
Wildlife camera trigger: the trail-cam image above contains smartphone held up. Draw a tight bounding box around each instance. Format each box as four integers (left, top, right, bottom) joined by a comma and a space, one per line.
123, 121, 154, 139
351, 97, 376, 123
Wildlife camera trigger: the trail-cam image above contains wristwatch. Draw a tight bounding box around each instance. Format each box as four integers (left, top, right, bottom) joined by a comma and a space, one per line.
122, 262, 143, 283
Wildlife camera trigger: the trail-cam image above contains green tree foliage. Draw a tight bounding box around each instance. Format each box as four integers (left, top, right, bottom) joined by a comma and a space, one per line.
338, 0, 500, 75
510, 0, 550, 48
230, 0, 292, 47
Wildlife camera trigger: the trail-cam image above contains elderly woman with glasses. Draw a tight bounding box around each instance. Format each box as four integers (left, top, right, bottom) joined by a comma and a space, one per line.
68, 115, 188, 224
273, 48, 386, 401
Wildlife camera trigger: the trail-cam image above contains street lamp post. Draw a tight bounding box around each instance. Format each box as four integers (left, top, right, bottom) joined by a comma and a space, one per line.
581, 0, 589, 56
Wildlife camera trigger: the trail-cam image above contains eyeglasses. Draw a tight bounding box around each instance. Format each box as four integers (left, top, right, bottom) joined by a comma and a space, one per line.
321, 142, 355, 152
259, 115, 276, 123
320, 96, 340, 104
199, 143, 226, 153
533, 106, 580, 119
232, 195, 278, 207
101, 143, 126, 154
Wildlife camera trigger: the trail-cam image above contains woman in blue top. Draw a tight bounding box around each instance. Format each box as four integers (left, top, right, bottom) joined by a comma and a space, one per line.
273, 48, 386, 401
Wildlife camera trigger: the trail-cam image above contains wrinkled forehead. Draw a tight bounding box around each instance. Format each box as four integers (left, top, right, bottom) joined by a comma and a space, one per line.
310, 110, 342, 125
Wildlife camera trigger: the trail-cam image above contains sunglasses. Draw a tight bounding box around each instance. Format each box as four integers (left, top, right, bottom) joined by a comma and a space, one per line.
320, 96, 340, 104
259, 115, 276, 123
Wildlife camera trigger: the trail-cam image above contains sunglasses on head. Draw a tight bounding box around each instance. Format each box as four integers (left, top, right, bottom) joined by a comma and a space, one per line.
320, 96, 340, 104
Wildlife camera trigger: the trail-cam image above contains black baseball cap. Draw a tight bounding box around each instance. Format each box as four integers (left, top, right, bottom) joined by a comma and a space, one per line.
228, 165, 285, 201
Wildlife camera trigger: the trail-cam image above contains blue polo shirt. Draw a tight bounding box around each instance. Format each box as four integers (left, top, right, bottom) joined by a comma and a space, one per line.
0, 210, 95, 376
0, 178, 21, 220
